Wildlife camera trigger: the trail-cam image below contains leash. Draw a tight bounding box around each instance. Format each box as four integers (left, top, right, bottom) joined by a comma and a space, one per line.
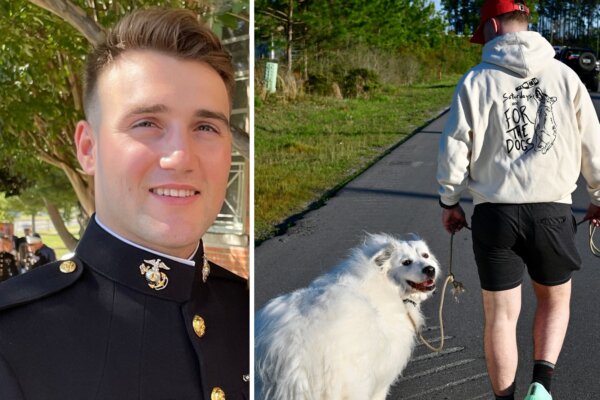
407, 230, 467, 353
410, 217, 599, 353
576, 219, 600, 257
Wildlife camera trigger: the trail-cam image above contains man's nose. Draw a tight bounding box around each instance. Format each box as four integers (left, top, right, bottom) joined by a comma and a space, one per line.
160, 149, 193, 170
159, 131, 194, 171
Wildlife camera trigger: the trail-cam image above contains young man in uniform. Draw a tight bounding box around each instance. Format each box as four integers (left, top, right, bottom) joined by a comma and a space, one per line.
23, 233, 57, 271
0, 235, 18, 282
437, 1, 600, 399
15, 225, 32, 270
0, 8, 248, 399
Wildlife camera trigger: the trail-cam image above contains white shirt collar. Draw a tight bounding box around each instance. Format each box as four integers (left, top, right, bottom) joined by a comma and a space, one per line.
94, 215, 198, 267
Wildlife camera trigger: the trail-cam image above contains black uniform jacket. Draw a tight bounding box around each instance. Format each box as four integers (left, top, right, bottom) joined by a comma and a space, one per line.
0, 252, 18, 282
0, 217, 249, 399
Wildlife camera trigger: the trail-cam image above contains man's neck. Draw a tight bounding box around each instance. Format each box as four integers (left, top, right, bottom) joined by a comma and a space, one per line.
498, 20, 528, 36
94, 215, 199, 266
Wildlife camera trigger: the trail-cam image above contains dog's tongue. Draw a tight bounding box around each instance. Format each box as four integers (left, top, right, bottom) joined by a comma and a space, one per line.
413, 279, 435, 290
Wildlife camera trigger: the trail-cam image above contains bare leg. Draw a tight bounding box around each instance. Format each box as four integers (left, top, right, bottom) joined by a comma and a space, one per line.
532, 280, 571, 364
482, 286, 522, 396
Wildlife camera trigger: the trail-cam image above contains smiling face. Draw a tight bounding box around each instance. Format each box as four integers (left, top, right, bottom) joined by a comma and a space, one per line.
371, 236, 440, 301
75, 50, 232, 258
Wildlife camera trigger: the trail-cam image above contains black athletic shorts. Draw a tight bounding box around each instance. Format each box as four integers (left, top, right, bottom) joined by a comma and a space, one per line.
471, 203, 581, 291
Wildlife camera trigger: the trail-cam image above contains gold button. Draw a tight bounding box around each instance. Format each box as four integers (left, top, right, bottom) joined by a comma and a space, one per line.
192, 315, 206, 338
59, 261, 76, 274
211, 387, 225, 400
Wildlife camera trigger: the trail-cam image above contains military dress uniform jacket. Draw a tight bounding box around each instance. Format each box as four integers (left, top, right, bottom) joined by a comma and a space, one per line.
0, 252, 18, 282
0, 218, 249, 399
22, 245, 57, 272
32, 245, 57, 269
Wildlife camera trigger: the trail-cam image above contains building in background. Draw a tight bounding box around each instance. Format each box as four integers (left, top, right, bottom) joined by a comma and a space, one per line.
204, 11, 250, 278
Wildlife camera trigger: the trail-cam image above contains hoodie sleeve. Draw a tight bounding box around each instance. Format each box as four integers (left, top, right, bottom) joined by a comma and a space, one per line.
576, 84, 600, 206
437, 80, 473, 207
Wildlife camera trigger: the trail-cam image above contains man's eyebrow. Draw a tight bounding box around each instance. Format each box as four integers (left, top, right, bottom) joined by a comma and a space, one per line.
122, 105, 229, 126
195, 109, 230, 126
127, 104, 170, 116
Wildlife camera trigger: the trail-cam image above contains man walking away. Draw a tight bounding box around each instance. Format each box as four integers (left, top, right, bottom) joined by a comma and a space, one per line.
436, 1, 600, 399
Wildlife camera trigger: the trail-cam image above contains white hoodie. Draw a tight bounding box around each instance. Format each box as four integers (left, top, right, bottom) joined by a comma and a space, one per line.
437, 31, 600, 206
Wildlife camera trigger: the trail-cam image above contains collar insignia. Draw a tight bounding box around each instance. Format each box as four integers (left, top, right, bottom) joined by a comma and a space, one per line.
139, 258, 170, 290
202, 255, 210, 283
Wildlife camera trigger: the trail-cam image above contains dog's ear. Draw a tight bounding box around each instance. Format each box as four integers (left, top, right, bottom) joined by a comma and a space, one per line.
372, 246, 394, 269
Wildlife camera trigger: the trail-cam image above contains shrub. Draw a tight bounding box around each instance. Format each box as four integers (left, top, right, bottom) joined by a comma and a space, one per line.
306, 72, 333, 96
342, 68, 380, 98
257, 35, 482, 100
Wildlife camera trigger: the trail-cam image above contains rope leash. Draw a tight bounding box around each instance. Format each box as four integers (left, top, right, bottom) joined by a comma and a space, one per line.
411, 218, 599, 353
576, 219, 600, 257
408, 231, 467, 352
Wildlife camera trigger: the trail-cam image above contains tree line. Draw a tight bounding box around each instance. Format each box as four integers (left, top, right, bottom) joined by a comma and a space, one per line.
257, 0, 600, 98
256, 0, 475, 98
442, 0, 600, 46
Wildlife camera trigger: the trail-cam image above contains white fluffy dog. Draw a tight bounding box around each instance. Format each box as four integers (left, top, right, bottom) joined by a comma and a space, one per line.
255, 233, 440, 400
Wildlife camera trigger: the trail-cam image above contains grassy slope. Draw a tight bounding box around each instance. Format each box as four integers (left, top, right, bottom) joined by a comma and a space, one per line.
255, 77, 460, 241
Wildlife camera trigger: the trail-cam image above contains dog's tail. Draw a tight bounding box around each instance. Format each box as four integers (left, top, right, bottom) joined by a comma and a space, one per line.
256, 294, 330, 400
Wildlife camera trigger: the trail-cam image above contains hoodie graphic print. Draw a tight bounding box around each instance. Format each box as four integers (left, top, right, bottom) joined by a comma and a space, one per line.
502, 78, 557, 155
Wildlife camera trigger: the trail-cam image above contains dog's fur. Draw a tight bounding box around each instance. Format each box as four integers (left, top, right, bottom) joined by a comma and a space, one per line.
255, 233, 440, 400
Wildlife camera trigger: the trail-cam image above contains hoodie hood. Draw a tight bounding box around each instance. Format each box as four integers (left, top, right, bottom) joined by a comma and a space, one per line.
482, 31, 555, 77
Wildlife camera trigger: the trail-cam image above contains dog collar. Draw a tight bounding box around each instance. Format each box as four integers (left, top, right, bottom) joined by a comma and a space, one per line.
403, 298, 417, 307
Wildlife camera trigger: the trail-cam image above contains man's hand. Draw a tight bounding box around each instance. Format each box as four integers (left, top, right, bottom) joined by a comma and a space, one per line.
442, 205, 467, 234
583, 204, 600, 227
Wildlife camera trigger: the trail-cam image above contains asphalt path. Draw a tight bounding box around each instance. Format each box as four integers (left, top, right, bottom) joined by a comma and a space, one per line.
255, 91, 600, 399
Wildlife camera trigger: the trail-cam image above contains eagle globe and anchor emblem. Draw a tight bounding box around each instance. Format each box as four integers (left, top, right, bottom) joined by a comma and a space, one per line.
139, 259, 170, 290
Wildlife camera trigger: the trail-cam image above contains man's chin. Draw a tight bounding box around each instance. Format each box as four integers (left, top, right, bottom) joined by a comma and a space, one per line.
134, 216, 208, 257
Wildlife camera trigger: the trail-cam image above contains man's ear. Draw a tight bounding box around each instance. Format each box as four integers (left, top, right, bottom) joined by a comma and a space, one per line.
490, 17, 500, 34
75, 120, 97, 175
483, 17, 500, 42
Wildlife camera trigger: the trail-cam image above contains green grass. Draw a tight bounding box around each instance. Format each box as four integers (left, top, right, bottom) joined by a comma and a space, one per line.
255, 77, 460, 241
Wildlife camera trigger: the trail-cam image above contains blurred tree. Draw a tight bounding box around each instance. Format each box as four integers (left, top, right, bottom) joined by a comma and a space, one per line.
441, 0, 480, 35
255, 0, 309, 75
0, 165, 31, 198
0, 194, 18, 222
440, 0, 600, 45
256, 0, 446, 76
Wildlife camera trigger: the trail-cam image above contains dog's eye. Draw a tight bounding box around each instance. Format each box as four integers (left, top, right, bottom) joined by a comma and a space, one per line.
422, 253, 429, 258
402, 259, 412, 266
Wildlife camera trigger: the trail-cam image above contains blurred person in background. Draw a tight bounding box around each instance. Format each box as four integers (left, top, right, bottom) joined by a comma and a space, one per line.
15, 225, 32, 269
23, 233, 57, 271
0, 235, 18, 282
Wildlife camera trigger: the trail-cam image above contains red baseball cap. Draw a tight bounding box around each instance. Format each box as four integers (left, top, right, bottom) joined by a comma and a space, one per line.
471, 0, 530, 44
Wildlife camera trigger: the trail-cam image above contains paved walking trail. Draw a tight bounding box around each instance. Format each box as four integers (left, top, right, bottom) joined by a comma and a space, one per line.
256, 94, 600, 399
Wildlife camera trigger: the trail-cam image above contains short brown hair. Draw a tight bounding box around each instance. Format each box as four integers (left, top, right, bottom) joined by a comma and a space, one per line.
499, 1, 529, 25
83, 8, 234, 120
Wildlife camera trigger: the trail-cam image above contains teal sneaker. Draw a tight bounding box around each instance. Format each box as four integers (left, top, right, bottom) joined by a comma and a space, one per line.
523, 382, 552, 400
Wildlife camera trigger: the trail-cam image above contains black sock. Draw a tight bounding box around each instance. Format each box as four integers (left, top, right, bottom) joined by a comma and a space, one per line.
532, 360, 555, 393
495, 382, 515, 400
495, 394, 514, 400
